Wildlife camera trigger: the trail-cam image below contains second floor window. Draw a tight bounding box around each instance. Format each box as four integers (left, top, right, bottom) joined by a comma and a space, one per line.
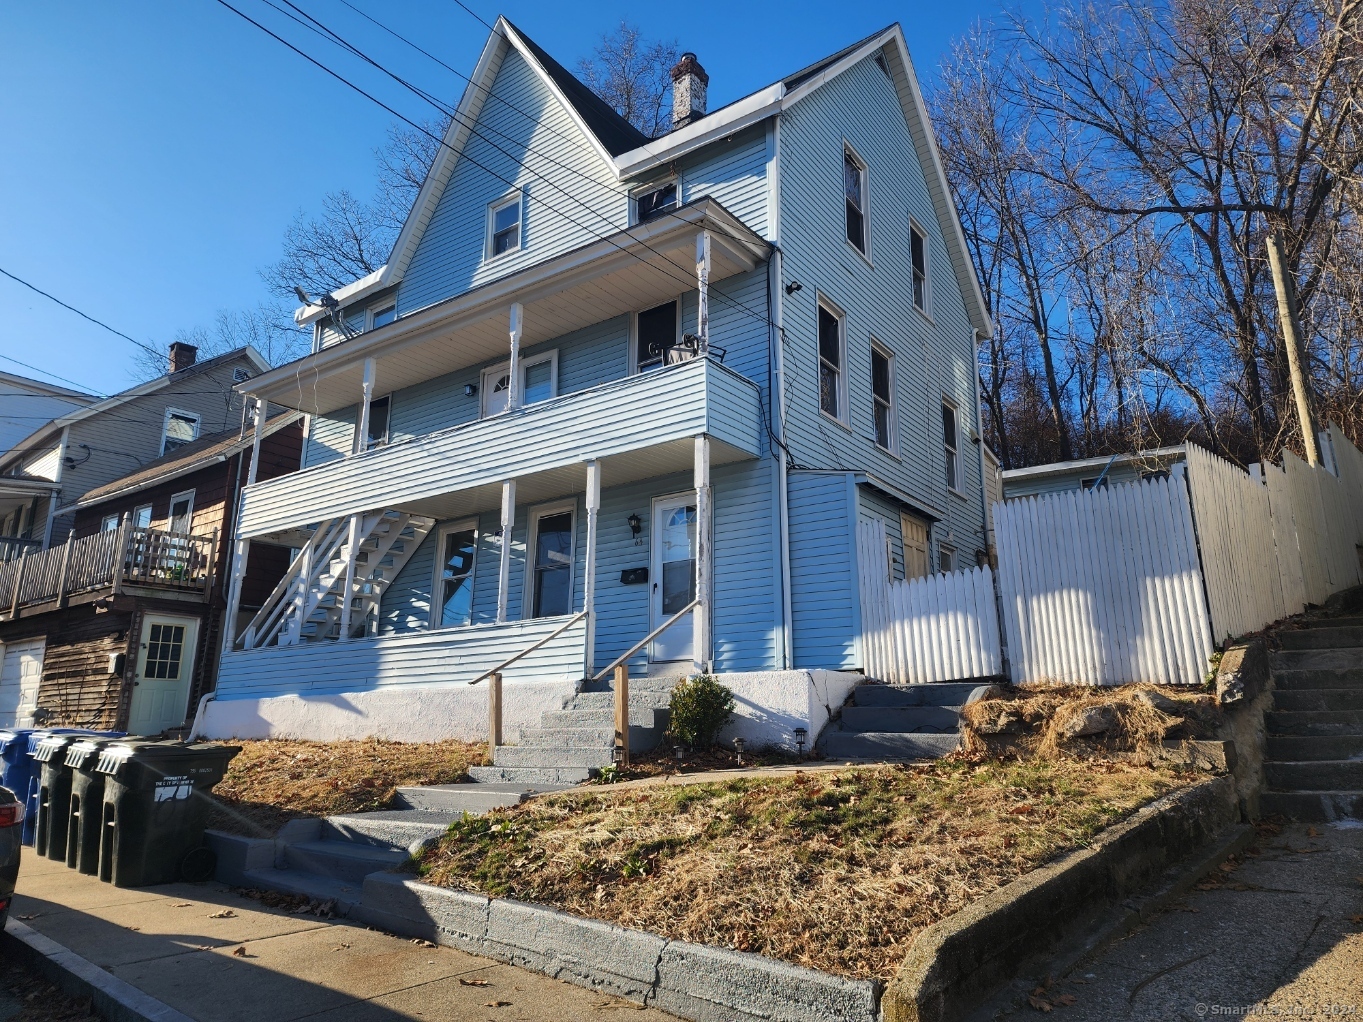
134, 504, 153, 529
366, 396, 390, 449
489, 193, 522, 258
844, 148, 867, 254
910, 222, 928, 312
635, 182, 677, 223
818, 302, 844, 420
371, 304, 397, 329
161, 409, 200, 455
942, 401, 960, 491
871, 345, 895, 451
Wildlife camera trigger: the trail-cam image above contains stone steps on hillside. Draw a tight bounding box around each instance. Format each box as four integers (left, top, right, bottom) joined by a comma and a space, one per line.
1276, 627, 1363, 650
817, 680, 997, 761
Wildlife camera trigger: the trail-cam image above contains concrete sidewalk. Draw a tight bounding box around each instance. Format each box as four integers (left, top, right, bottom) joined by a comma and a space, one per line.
6, 849, 677, 1021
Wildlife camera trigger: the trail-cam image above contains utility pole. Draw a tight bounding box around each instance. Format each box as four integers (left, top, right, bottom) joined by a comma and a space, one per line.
1265, 228, 1323, 467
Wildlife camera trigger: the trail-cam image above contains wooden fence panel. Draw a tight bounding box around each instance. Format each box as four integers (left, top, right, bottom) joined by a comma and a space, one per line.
1262, 462, 1307, 620
856, 520, 1002, 684
994, 472, 1213, 686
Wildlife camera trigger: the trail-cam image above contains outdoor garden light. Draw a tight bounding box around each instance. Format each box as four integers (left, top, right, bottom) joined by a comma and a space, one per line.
628, 513, 642, 543
674, 745, 685, 761
733, 736, 745, 765
785, 280, 803, 296
794, 727, 808, 756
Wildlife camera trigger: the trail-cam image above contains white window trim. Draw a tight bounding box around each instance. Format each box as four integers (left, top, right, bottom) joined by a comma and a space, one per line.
359, 394, 392, 451
160, 407, 201, 456
629, 177, 679, 226
816, 294, 849, 427
843, 142, 872, 266
101, 513, 119, 533
628, 298, 683, 376
365, 303, 398, 331
942, 397, 963, 496
486, 189, 525, 261
524, 499, 577, 620
870, 339, 898, 455
133, 504, 153, 530
909, 217, 931, 320
938, 542, 957, 575
480, 350, 560, 417
430, 518, 479, 630
168, 488, 196, 534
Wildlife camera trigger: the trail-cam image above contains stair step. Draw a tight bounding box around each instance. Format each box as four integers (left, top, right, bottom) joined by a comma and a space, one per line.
1266, 760, 1363, 791
519, 726, 616, 746
821, 731, 960, 760
567, 691, 672, 711
1265, 710, 1363, 737
493, 745, 616, 769
1271, 649, 1363, 672
1274, 688, 1363, 712
323, 811, 459, 849
839, 705, 961, 732
1277, 627, 1363, 650
468, 765, 595, 785
1257, 790, 1363, 822
541, 708, 661, 729
851, 682, 987, 707
238, 867, 363, 915
1272, 668, 1363, 690
1266, 735, 1363, 761
395, 783, 563, 814
283, 839, 408, 882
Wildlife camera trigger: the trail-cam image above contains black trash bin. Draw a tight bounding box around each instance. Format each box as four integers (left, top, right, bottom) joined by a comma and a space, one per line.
95, 741, 241, 887
32, 734, 79, 861
65, 736, 131, 874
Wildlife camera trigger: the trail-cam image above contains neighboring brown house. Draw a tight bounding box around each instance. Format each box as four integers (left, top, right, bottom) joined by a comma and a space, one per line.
0, 413, 301, 734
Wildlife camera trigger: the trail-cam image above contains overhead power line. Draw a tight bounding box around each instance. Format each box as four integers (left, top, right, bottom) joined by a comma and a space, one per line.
0, 352, 106, 397
0, 266, 166, 362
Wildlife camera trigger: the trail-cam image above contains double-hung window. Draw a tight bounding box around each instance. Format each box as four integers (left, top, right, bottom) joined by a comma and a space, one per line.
371, 304, 396, 329
634, 181, 677, 223
844, 147, 868, 255
942, 401, 961, 492
910, 222, 928, 313
871, 344, 895, 452
366, 396, 390, 449
818, 301, 844, 421
101, 514, 119, 533
133, 504, 153, 529
939, 544, 956, 574
488, 192, 522, 258
528, 504, 575, 618
433, 521, 478, 628
161, 408, 200, 455
635, 301, 678, 373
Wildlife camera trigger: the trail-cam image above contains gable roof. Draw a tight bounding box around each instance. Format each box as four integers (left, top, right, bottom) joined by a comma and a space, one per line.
0, 346, 270, 470
294, 21, 992, 338
0, 371, 99, 404
68, 412, 302, 511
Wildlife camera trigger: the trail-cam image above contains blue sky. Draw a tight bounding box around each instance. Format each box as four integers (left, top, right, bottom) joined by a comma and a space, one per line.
0, 0, 1037, 399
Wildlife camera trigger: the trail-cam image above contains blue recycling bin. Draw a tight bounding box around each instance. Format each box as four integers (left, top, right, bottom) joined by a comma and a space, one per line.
9, 728, 125, 846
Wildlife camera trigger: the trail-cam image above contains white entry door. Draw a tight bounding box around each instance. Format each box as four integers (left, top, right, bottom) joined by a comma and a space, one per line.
649, 494, 696, 663
128, 614, 199, 736
0, 638, 45, 728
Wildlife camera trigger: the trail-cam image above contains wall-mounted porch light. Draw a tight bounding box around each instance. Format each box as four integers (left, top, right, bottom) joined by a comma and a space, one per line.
464, 383, 478, 397
784, 280, 803, 296
627, 513, 642, 544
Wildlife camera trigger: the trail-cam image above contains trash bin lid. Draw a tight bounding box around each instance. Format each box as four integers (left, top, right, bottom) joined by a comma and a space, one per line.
95, 740, 241, 779
0, 730, 34, 754
32, 733, 77, 762
65, 736, 127, 769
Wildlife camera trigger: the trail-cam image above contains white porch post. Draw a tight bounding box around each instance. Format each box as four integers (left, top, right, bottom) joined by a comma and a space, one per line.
583, 459, 601, 678
223, 537, 249, 649
337, 513, 362, 640
496, 479, 517, 624
354, 358, 376, 455
693, 435, 712, 674
508, 303, 524, 411
246, 396, 265, 485
696, 232, 711, 353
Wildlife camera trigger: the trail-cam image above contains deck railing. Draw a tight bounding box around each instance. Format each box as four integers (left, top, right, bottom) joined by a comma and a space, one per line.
0, 537, 42, 564
0, 526, 216, 616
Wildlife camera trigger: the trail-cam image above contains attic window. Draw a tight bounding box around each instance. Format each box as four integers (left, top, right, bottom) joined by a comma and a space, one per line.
634, 182, 677, 224
161, 408, 200, 455
371, 305, 396, 329
488, 193, 523, 259
844, 147, 868, 255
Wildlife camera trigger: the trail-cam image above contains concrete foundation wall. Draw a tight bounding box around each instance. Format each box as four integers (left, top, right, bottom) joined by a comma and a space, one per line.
717, 670, 862, 751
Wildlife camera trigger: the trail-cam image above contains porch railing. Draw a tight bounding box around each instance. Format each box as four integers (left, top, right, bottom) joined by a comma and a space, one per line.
0, 525, 216, 617
0, 537, 41, 564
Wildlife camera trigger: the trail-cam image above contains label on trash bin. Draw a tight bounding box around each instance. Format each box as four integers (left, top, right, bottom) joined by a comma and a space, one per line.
154, 776, 194, 802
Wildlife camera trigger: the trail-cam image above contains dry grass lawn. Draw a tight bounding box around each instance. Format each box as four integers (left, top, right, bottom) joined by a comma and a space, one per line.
418, 757, 1191, 980
207, 738, 487, 836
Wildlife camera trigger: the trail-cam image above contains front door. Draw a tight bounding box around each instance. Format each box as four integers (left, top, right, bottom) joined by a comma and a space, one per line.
0, 638, 44, 728
128, 614, 199, 736
649, 494, 696, 663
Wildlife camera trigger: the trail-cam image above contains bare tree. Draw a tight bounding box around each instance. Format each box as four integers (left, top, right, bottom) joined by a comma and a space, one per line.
132, 302, 308, 381
578, 22, 679, 138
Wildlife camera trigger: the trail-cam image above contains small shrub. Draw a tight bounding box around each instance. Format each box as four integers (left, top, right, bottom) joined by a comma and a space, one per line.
667, 674, 736, 748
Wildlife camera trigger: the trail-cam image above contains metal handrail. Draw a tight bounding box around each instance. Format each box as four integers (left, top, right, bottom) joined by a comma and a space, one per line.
590, 598, 698, 682
468, 610, 588, 686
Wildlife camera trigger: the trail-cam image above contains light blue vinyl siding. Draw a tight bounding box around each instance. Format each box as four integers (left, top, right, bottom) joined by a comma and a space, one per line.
678, 125, 771, 238
303, 407, 355, 468
857, 484, 905, 582
788, 471, 860, 670
397, 47, 629, 316
778, 54, 987, 567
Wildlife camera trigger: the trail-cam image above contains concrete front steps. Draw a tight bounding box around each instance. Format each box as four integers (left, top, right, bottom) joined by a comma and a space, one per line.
819, 680, 997, 760
1260, 622, 1363, 822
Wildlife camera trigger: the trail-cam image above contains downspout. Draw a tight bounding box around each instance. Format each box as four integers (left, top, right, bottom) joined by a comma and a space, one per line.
770, 114, 795, 671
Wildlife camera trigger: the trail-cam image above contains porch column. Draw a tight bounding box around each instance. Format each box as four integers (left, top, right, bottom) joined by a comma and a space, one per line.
353, 358, 376, 455
693, 435, 712, 674
583, 459, 601, 677
223, 537, 249, 648
496, 479, 516, 624
337, 513, 362, 640
246, 396, 265, 485
695, 232, 711, 353
507, 303, 524, 411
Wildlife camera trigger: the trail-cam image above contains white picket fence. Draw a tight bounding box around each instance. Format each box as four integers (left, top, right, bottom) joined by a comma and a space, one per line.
856, 520, 1003, 684
992, 471, 1215, 686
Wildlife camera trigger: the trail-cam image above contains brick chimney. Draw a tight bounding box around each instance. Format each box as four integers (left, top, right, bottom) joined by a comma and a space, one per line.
168, 341, 198, 374
670, 53, 709, 129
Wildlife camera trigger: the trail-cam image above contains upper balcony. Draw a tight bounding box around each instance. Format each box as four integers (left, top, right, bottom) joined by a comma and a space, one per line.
237, 355, 763, 539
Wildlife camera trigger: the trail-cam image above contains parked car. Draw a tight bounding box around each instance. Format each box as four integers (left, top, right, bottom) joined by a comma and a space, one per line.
0, 785, 22, 929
